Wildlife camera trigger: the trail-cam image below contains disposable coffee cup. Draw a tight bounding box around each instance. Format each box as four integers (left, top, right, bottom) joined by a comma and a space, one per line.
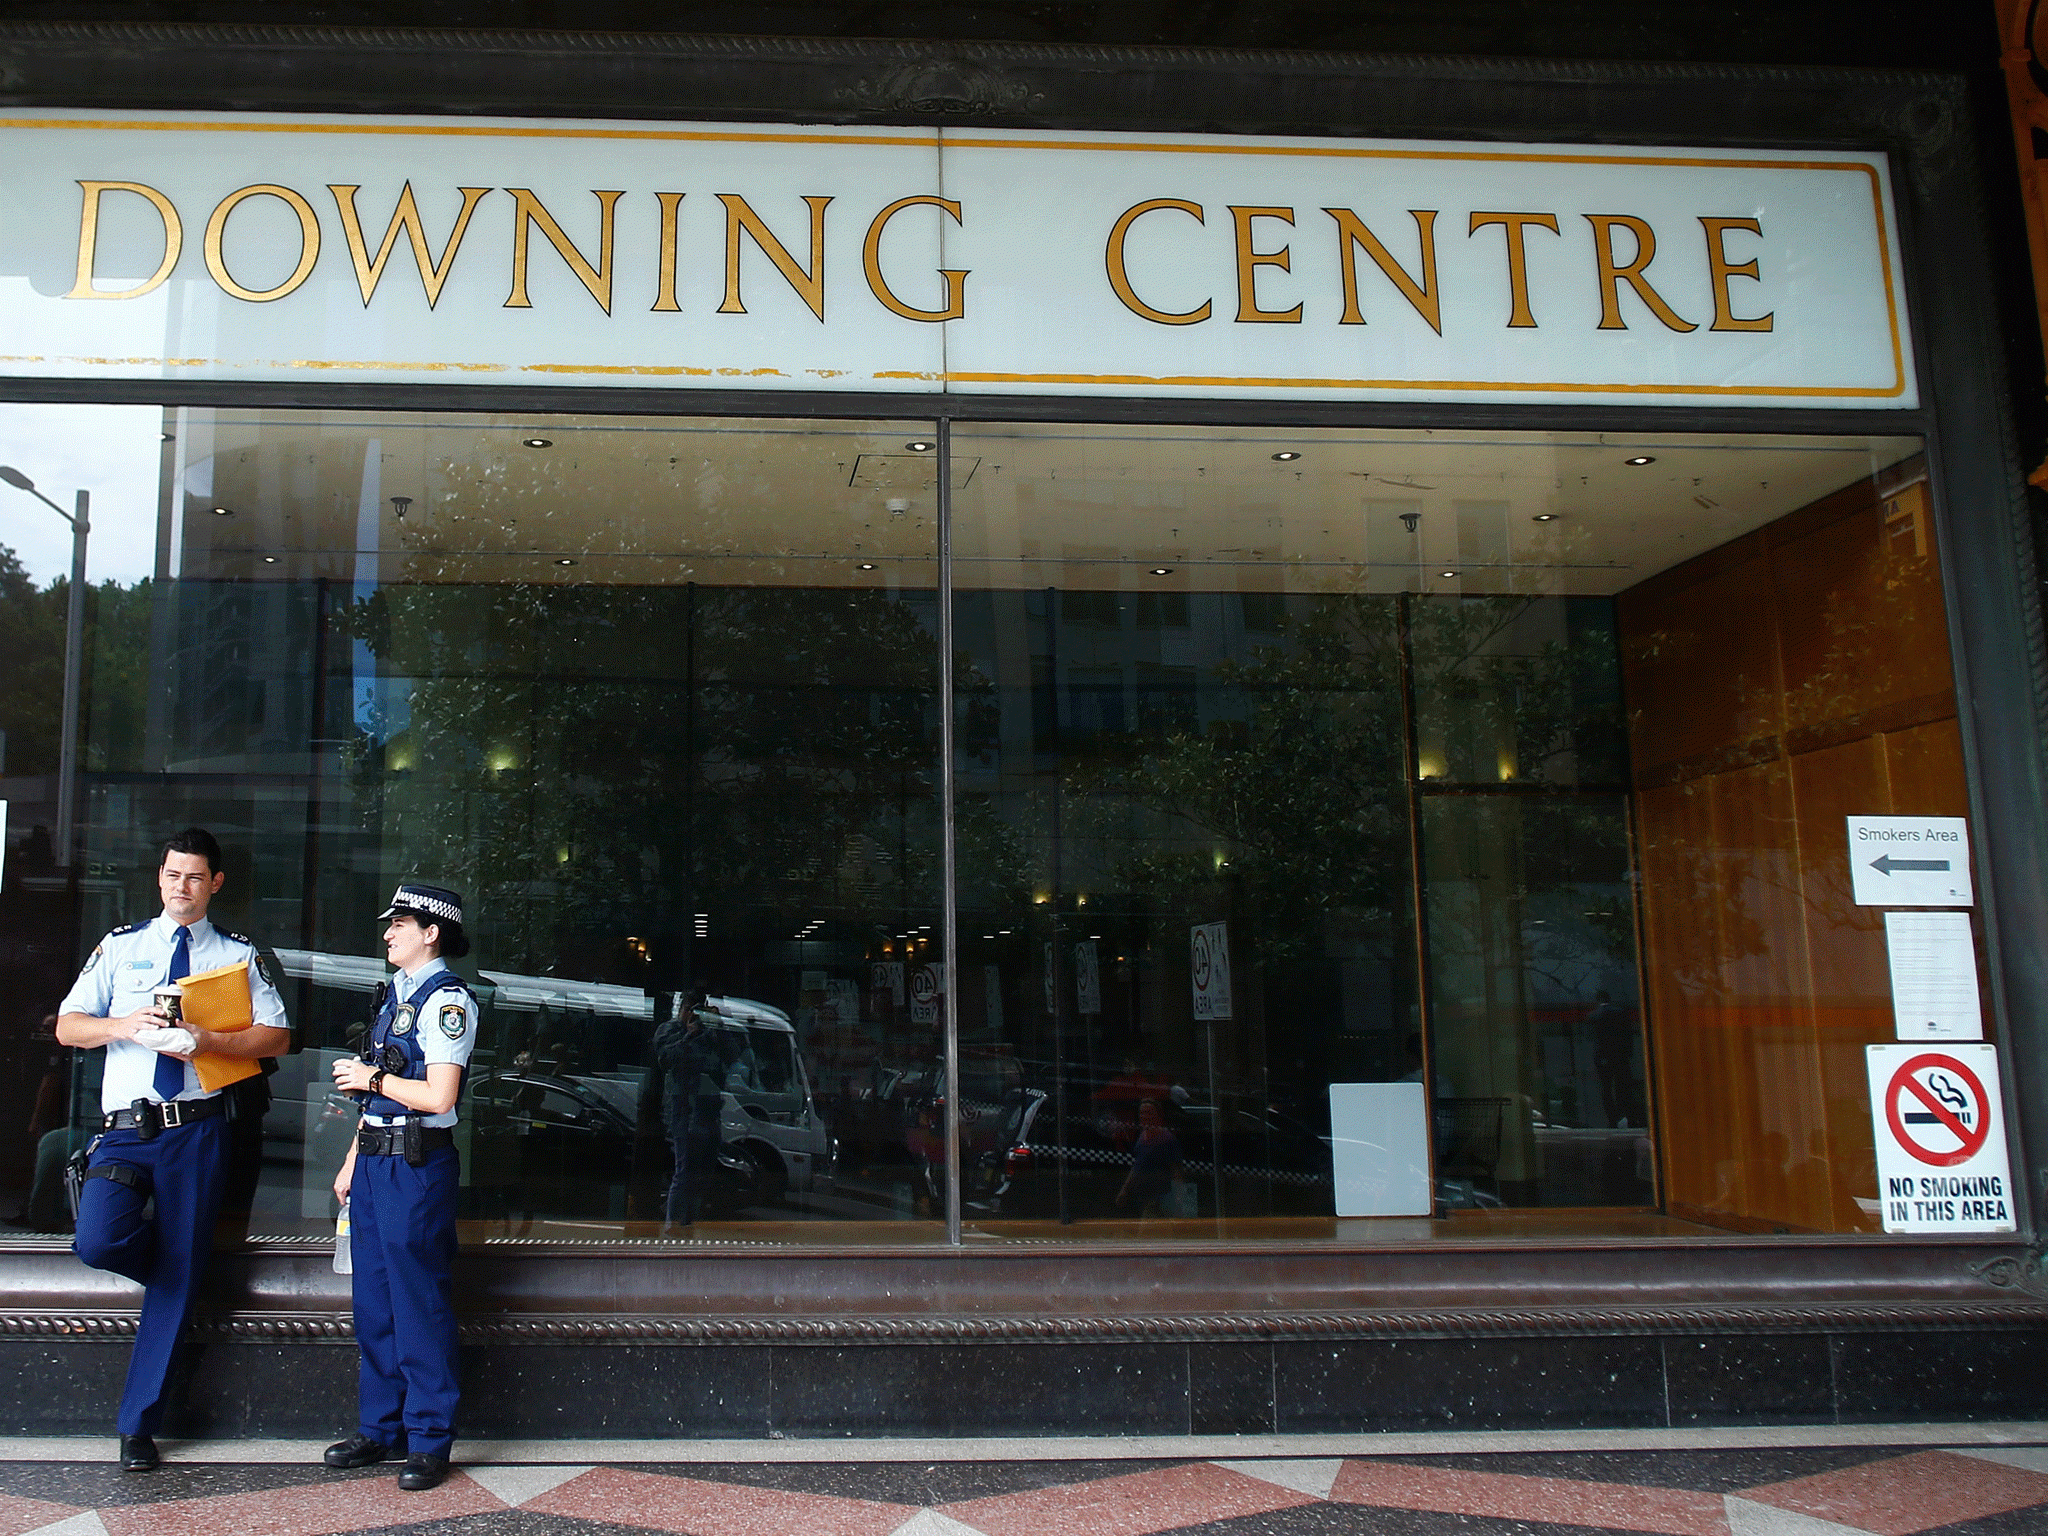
152, 985, 183, 1023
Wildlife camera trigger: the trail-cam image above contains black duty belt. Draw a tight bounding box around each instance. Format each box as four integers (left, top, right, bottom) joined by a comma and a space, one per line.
358, 1122, 455, 1160
104, 1096, 225, 1134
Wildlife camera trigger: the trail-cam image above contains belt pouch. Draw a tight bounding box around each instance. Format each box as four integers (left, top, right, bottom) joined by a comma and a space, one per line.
403, 1118, 425, 1167
132, 1099, 163, 1141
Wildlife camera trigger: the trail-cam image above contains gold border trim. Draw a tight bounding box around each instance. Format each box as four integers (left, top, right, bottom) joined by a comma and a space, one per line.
0, 117, 1913, 403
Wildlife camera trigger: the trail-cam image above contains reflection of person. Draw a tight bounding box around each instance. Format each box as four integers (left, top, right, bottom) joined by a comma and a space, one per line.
323, 884, 477, 1493
56, 827, 289, 1472
652, 990, 720, 1231
1117, 1099, 1185, 1216
1094, 1055, 1174, 1151
1586, 992, 1637, 1126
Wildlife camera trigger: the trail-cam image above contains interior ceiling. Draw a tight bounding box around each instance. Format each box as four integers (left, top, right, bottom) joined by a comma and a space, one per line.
180, 410, 1921, 597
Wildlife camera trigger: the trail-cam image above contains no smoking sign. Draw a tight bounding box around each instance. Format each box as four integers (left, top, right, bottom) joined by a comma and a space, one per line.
1866, 1043, 2014, 1232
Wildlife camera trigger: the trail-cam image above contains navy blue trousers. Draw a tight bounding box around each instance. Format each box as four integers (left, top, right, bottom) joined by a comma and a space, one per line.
351, 1144, 460, 1458
72, 1117, 230, 1436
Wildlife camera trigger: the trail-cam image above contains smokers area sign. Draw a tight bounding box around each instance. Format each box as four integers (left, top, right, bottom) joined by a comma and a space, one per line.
1865, 1044, 2014, 1232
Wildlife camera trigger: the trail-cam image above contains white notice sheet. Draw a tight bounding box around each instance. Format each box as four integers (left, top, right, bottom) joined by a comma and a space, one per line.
1884, 910, 1984, 1040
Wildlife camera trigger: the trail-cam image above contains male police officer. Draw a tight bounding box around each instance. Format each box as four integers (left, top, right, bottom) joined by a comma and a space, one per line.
56, 827, 289, 1471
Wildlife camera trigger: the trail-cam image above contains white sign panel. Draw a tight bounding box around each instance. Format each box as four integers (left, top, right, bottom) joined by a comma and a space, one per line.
908, 962, 942, 1025
0, 112, 1913, 407
1846, 816, 1972, 907
1329, 1082, 1433, 1218
1884, 911, 1983, 1041
1190, 921, 1233, 1021
1074, 941, 1102, 1016
1866, 1044, 2014, 1233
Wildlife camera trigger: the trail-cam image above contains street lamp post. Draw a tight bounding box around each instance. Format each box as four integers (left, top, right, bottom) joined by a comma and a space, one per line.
0, 467, 89, 867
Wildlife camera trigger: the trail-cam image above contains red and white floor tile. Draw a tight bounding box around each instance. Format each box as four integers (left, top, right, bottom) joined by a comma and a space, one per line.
1, 1436, 2046, 1535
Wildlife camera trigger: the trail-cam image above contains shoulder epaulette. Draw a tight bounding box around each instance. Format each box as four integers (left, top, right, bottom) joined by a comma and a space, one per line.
109, 920, 149, 938
216, 928, 256, 948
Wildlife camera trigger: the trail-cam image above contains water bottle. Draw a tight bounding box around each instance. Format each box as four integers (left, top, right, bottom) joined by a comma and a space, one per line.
334, 1197, 352, 1275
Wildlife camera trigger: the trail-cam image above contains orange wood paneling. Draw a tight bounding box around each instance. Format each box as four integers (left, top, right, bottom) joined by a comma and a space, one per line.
1621, 459, 1964, 1236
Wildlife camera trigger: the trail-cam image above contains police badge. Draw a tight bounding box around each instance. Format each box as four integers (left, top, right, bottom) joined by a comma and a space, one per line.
391, 1003, 417, 1036
439, 1003, 466, 1039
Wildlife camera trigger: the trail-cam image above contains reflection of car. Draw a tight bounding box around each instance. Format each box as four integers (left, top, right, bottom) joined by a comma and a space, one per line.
467, 1071, 639, 1219
985, 1092, 1336, 1220
694, 995, 835, 1211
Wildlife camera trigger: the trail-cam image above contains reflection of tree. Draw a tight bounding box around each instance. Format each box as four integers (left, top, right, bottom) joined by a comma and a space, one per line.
336, 581, 954, 978
1065, 595, 1410, 966
0, 543, 153, 778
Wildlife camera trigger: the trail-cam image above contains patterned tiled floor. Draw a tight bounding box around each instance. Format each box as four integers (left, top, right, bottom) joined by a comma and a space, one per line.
3, 1441, 2048, 1535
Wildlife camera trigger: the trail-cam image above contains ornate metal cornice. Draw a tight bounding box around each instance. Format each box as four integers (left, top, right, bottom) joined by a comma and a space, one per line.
5, 1302, 2047, 1344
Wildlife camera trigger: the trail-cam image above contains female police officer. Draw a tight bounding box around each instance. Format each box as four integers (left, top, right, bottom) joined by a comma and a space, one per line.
322, 884, 476, 1491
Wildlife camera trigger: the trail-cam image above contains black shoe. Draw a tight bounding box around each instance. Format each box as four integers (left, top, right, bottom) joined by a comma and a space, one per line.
322, 1433, 392, 1469
118, 1435, 159, 1472
397, 1452, 449, 1491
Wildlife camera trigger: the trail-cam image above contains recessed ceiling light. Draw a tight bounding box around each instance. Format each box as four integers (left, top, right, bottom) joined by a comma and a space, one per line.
524, 437, 553, 448
1150, 567, 1173, 576
555, 557, 576, 566
1440, 570, 1458, 578
211, 506, 232, 516
905, 440, 934, 452
858, 562, 876, 570
262, 555, 278, 564
1624, 455, 1656, 466
1532, 513, 1558, 522
1271, 451, 1302, 461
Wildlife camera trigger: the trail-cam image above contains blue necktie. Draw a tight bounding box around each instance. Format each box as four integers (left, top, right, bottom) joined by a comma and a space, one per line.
153, 925, 190, 1101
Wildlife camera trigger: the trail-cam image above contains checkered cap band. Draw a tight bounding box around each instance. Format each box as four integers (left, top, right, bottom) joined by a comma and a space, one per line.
379, 883, 463, 926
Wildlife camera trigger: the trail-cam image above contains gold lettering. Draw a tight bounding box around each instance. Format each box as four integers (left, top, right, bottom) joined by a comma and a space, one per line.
1699, 216, 1773, 332
328, 183, 490, 309
66, 180, 182, 300
718, 194, 832, 321
505, 188, 623, 313
1468, 212, 1560, 328
652, 192, 686, 313
863, 196, 968, 322
1325, 208, 1441, 334
204, 184, 321, 303
1585, 214, 1697, 332
1229, 205, 1301, 323
1105, 199, 1212, 325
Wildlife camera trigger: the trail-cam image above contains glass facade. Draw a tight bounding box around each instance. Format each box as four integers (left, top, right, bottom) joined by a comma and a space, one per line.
0, 405, 1961, 1245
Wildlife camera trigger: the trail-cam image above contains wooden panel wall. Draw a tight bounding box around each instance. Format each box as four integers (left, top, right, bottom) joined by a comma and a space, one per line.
1618, 460, 1967, 1233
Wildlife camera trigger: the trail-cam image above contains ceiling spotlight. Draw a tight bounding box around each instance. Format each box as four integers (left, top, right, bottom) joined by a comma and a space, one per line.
556, 557, 576, 566
905, 440, 934, 452
858, 562, 876, 571
262, 555, 278, 564
1624, 455, 1656, 466
1440, 570, 1458, 578
1149, 567, 1174, 576
1532, 513, 1558, 522
1271, 451, 1302, 461
211, 505, 232, 517
524, 437, 553, 449
160, 432, 174, 444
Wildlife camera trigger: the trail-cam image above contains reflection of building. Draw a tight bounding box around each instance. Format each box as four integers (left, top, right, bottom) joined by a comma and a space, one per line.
2, 11, 2048, 1439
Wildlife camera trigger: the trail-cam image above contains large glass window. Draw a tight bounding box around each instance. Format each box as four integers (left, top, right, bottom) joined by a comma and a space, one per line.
0, 406, 1962, 1247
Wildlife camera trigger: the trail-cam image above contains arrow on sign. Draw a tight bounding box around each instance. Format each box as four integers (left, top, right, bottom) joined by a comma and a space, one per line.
1871, 855, 1952, 875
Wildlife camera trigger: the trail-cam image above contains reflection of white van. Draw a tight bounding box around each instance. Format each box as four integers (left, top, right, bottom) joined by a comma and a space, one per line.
695, 994, 835, 1206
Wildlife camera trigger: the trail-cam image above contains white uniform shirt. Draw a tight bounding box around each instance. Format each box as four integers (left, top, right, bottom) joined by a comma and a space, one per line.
365, 961, 478, 1130
60, 914, 288, 1113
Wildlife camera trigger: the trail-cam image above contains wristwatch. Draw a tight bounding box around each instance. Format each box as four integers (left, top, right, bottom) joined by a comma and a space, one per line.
366, 1070, 386, 1096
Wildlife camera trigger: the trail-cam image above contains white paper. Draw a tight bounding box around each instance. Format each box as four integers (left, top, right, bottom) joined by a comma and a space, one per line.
1329, 1082, 1432, 1217
1885, 910, 1983, 1040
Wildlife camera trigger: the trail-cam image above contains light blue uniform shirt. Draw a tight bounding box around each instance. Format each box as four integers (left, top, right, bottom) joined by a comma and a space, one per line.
364, 961, 478, 1131
59, 913, 288, 1113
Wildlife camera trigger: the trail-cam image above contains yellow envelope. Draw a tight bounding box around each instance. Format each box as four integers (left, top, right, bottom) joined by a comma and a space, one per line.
175, 960, 263, 1092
